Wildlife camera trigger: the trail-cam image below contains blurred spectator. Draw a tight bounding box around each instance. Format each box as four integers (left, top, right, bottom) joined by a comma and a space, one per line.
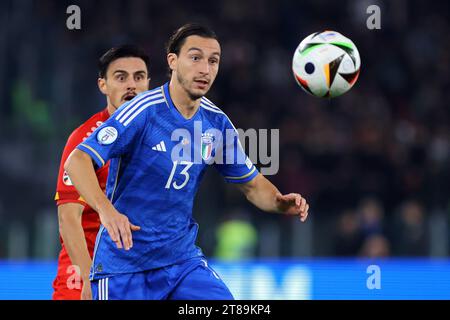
357, 197, 385, 238
391, 200, 428, 256
359, 234, 391, 258
333, 209, 364, 256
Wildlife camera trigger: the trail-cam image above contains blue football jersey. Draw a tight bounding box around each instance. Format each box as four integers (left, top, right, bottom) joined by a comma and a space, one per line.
77, 83, 258, 280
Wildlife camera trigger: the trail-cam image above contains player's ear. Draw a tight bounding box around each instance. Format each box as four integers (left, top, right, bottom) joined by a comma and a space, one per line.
98, 78, 108, 95
167, 53, 177, 72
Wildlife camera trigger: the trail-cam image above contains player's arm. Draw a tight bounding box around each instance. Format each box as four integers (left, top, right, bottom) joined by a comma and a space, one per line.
216, 117, 309, 221
55, 129, 98, 299
237, 173, 309, 222
58, 203, 92, 300
57, 202, 92, 299
64, 149, 140, 250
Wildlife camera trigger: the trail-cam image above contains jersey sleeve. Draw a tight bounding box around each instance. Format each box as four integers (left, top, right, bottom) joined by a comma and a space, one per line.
214, 116, 259, 184
77, 101, 149, 167
55, 129, 88, 206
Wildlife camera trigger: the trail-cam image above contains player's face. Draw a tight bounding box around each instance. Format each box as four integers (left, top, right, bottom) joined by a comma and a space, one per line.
98, 57, 149, 110
170, 35, 221, 100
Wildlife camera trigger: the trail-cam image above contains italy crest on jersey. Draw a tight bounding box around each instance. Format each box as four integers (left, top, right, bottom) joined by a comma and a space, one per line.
201, 133, 214, 161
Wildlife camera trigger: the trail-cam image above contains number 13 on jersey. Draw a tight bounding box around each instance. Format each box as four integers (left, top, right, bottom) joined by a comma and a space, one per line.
165, 161, 194, 190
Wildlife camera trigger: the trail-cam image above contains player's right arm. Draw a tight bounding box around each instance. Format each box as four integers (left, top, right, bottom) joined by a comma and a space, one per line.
64, 149, 140, 251
57, 202, 93, 299
64, 93, 156, 250
56, 127, 101, 299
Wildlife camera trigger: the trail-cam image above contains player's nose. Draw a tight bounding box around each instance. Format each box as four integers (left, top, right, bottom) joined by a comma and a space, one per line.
126, 78, 137, 90
199, 60, 210, 75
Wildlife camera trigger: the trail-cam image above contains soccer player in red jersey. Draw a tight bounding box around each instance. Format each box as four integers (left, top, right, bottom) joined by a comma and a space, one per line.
52, 45, 150, 300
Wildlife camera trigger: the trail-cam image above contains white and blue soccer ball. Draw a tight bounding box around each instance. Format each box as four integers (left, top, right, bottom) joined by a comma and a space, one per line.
292, 30, 361, 98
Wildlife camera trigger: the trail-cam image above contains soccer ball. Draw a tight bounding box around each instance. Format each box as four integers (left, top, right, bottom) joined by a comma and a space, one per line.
292, 30, 361, 98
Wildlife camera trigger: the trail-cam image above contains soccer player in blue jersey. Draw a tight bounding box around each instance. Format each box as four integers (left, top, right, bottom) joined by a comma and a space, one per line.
65, 23, 309, 300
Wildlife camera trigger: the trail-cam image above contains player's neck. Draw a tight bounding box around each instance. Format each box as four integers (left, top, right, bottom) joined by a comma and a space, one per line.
106, 103, 117, 116
169, 80, 200, 120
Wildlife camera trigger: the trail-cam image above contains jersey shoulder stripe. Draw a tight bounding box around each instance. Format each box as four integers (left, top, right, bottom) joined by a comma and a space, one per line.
122, 98, 165, 127
200, 99, 241, 134
202, 97, 219, 109
200, 102, 224, 114
200, 97, 221, 111
115, 87, 161, 121
118, 92, 164, 124
115, 88, 162, 122
200, 99, 239, 132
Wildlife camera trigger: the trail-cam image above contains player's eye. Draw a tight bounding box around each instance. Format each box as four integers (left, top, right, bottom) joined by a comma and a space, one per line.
116, 75, 126, 81
191, 56, 201, 62
209, 58, 218, 65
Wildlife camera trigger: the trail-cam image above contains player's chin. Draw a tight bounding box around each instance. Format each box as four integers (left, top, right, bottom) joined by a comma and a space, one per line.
189, 87, 209, 99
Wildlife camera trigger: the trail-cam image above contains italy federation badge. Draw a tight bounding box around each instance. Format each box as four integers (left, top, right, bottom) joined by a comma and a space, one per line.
201, 133, 214, 161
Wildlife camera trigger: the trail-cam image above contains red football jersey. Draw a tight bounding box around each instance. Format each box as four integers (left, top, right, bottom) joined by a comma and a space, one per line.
52, 108, 110, 300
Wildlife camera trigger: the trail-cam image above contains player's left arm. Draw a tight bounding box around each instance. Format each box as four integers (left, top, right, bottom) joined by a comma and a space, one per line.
237, 173, 309, 222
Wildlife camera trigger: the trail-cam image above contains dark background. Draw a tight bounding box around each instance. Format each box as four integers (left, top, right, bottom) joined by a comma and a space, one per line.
0, 0, 449, 260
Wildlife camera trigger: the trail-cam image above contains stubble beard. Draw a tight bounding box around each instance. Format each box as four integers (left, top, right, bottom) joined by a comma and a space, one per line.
177, 72, 204, 101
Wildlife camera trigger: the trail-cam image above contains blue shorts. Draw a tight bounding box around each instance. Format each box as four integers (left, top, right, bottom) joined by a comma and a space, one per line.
91, 257, 234, 300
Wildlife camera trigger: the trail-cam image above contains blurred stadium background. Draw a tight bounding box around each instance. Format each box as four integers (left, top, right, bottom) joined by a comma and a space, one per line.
0, 0, 449, 299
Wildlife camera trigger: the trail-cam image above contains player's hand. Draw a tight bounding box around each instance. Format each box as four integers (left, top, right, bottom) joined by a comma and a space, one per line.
275, 192, 309, 222
98, 207, 141, 250
81, 280, 92, 300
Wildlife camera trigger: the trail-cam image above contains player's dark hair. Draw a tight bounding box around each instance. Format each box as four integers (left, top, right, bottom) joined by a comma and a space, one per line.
98, 45, 150, 79
166, 23, 218, 56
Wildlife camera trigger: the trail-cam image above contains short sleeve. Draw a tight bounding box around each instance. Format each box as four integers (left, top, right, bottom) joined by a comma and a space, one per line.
55, 129, 88, 206
77, 100, 149, 167
214, 117, 259, 184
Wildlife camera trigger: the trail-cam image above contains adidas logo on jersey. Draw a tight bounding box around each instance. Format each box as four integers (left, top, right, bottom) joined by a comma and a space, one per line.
152, 141, 166, 152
